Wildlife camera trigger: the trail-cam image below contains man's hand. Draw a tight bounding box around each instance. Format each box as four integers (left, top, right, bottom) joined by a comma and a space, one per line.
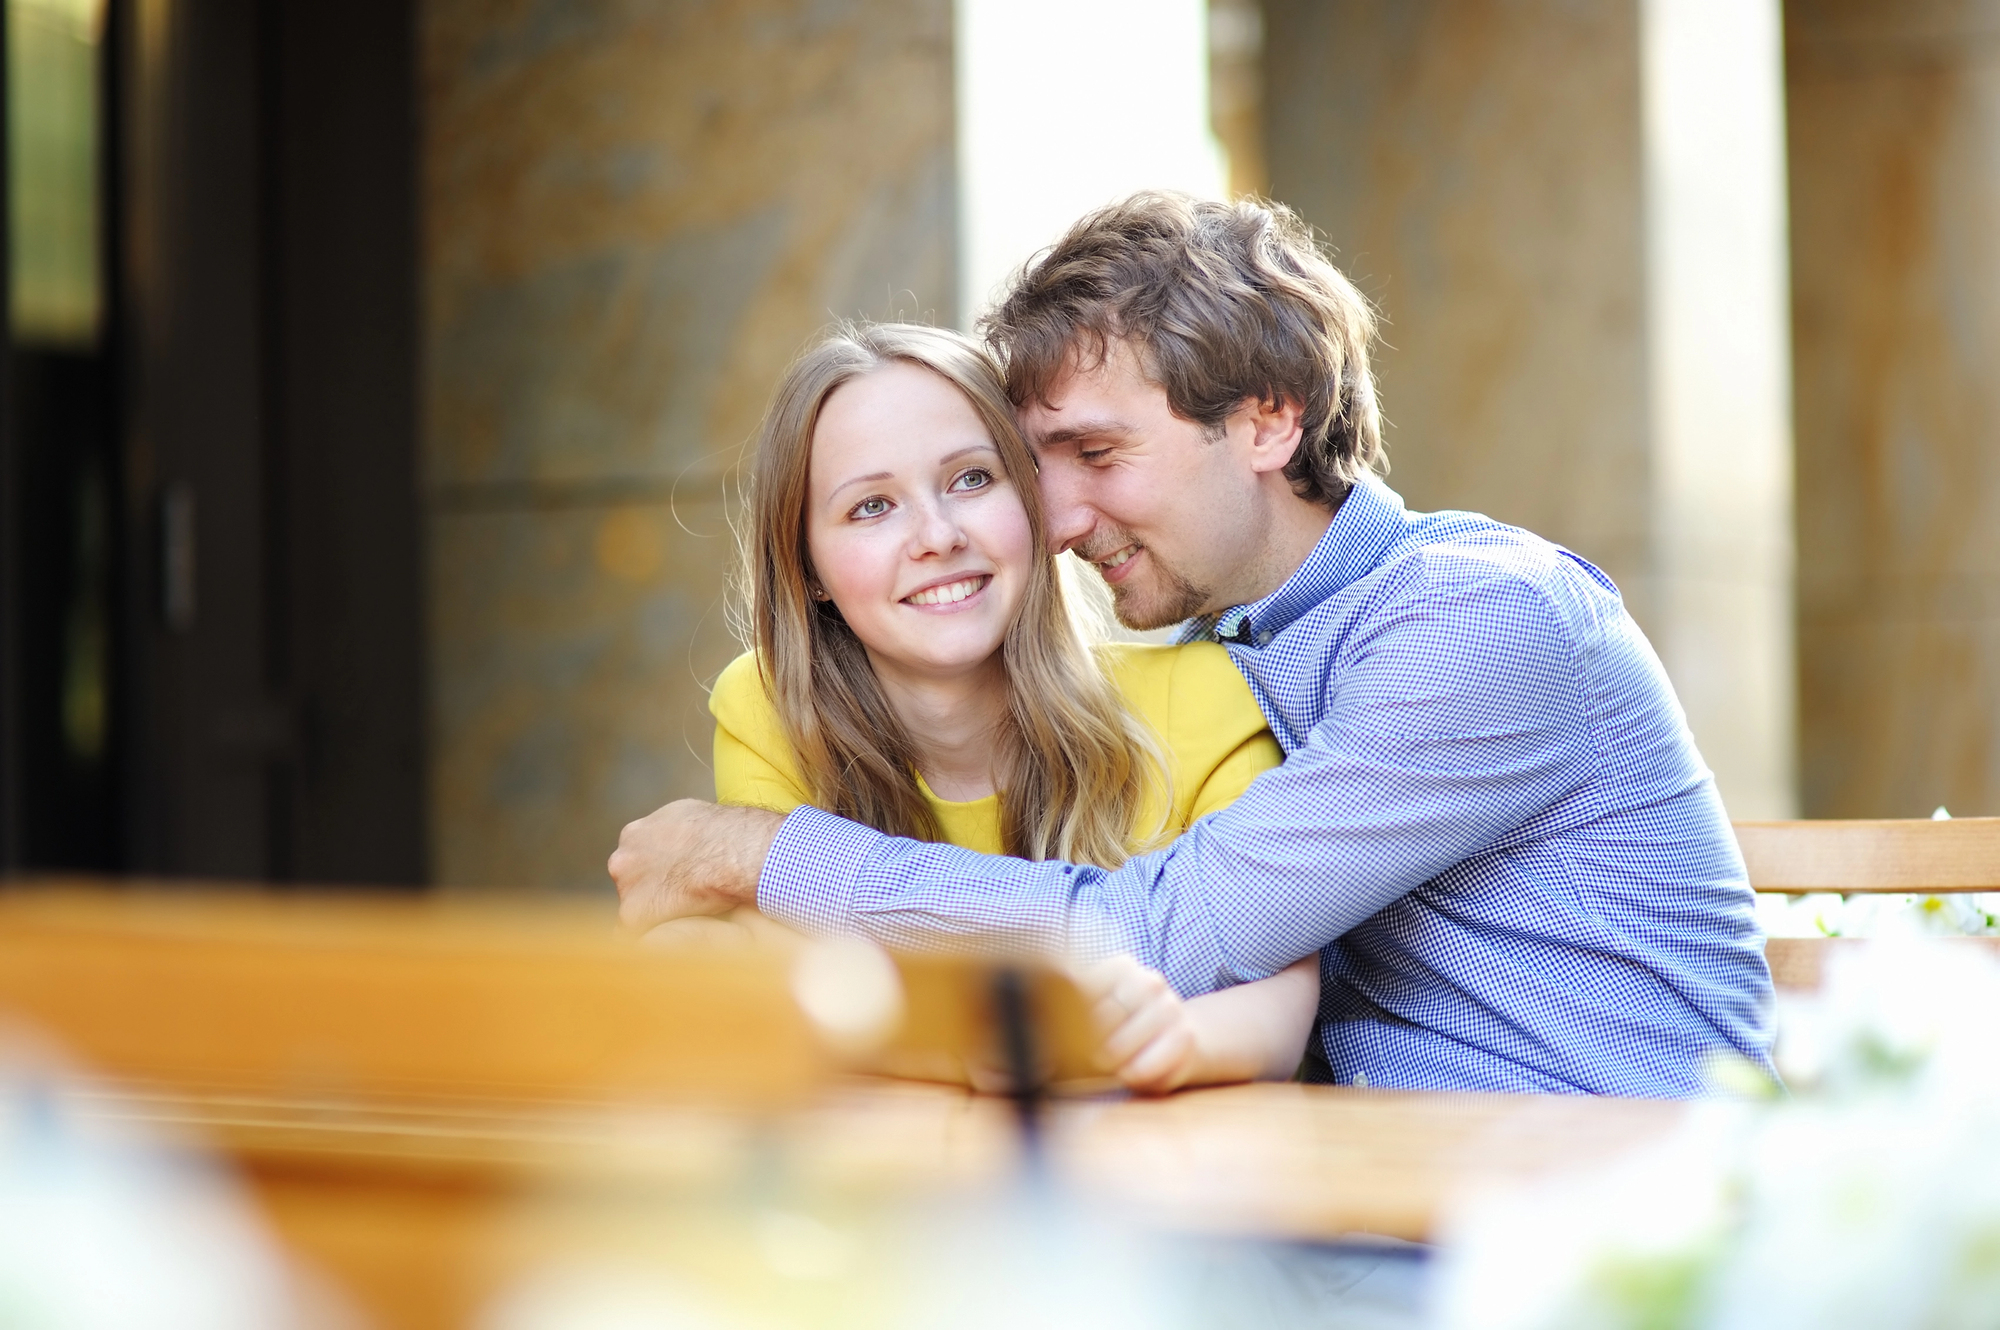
608, 799, 785, 936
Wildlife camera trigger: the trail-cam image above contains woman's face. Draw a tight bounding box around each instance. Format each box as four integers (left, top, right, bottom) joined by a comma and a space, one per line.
805, 362, 1034, 688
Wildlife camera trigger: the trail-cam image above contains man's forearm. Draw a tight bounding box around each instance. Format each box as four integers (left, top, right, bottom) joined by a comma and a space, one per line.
609, 800, 783, 934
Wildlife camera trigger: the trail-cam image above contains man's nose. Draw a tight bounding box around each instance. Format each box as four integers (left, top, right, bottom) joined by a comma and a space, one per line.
1037, 464, 1094, 554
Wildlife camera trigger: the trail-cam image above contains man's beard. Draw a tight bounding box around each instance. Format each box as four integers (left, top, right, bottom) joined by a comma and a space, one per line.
1080, 535, 1212, 631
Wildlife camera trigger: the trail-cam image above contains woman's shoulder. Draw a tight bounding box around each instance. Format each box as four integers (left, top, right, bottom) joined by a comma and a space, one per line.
1095, 639, 1254, 700
1094, 640, 1267, 740
1095, 639, 1279, 831
710, 650, 778, 731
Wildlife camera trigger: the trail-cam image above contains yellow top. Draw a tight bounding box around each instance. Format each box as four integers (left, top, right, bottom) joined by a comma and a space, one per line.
709, 642, 1283, 854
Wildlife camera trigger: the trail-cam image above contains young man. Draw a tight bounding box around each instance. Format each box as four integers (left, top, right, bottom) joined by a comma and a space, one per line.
612, 193, 1774, 1095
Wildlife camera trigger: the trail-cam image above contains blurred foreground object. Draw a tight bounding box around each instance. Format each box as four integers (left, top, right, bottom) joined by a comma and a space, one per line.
1434, 939, 2000, 1328
0, 886, 1692, 1326
0, 1044, 326, 1329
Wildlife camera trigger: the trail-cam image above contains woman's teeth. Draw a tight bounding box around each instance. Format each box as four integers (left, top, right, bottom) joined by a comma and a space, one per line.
1099, 545, 1139, 570
905, 575, 989, 606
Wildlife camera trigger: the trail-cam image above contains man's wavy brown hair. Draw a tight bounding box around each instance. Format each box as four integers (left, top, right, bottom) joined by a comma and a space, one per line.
980, 191, 1385, 507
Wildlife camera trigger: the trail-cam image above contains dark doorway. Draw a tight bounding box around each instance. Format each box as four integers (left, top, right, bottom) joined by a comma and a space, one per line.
2, 0, 425, 885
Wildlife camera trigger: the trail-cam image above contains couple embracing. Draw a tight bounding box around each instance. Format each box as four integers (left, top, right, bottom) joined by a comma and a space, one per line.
613, 192, 1777, 1097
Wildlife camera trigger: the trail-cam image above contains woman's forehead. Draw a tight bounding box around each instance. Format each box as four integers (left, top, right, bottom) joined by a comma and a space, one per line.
813, 366, 997, 474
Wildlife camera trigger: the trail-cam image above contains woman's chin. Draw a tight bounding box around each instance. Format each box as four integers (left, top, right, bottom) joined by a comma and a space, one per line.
871, 638, 1009, 683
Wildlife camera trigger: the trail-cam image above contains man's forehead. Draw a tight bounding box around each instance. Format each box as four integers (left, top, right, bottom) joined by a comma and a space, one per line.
1019, 338, 1156, 427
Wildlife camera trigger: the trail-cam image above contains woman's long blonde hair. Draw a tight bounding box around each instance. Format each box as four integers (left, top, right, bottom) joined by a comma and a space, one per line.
740, 322, 1162, 868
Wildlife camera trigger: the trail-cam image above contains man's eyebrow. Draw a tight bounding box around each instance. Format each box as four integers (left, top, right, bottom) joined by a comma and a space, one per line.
1029, 420, 1135, 448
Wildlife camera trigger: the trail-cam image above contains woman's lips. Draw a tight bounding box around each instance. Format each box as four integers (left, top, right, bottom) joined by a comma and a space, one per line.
902, 573, 991, 607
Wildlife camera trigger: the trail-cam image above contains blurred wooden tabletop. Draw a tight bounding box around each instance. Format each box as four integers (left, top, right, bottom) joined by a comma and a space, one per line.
49, 1075, 1687, 1327
0, 883, 1689, 1327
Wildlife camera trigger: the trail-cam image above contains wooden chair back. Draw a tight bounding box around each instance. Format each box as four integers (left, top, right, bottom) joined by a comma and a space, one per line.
1735, 819, 2000, 991
0, 882, 1108, 1104
0, 884, 826, 1104
1735, 817, 2000, 894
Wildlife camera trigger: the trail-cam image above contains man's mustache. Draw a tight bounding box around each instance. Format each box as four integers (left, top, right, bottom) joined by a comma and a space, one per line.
1069, 532, 1142, 566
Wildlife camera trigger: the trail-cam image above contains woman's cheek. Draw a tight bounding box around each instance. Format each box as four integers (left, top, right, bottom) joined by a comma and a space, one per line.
977, 493, 1035, 569
820, 526, 902, 621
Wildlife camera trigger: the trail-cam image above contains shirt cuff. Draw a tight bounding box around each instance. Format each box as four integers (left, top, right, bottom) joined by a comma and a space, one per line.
756, 804, 879, 936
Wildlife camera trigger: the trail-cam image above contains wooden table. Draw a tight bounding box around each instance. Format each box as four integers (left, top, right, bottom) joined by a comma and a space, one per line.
0, 886, 1688, 1327
59, 1076, 1685, 1327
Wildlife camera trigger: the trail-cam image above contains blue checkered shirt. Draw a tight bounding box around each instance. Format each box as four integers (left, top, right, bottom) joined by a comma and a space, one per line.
760, 478, 1776, 1095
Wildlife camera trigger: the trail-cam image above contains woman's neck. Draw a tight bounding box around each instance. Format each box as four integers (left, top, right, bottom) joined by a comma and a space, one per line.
869, 654, 1009, 802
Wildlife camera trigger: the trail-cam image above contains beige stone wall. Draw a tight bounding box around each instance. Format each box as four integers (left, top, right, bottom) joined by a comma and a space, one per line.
1788, 0, 2000, 817
422, 0, 956, 888
1263, 0, 1654, 600
1262, 0, 1800, 819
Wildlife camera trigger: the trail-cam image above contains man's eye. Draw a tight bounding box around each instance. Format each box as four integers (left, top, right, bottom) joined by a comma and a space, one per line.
949, 468, 993, 492
1078, 448, 1112, 464
851, 496, 891, 519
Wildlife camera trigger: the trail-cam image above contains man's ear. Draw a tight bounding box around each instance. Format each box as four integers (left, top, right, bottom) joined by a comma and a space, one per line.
1241, 396, 1307, 476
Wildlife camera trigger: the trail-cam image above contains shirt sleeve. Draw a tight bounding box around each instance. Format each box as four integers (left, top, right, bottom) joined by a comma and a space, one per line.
758, 565, 1595, 997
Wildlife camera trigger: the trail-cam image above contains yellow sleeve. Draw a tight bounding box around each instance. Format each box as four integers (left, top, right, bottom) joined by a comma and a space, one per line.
709, 651, 811, 814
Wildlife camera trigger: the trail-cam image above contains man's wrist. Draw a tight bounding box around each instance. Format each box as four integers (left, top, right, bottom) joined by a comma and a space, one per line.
755, 805, 878, 935
719, 805, 783, 909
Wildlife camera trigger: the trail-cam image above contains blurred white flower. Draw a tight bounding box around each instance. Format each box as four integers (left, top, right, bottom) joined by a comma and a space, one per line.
0, 1052, 315, 1330
1433, 940, 2000, 1329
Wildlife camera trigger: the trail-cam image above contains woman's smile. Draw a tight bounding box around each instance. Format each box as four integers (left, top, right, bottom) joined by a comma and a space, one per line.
903, 573, 992, 609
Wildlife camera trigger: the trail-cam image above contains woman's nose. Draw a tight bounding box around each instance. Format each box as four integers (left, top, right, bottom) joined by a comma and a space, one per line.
908, 499, 967, 557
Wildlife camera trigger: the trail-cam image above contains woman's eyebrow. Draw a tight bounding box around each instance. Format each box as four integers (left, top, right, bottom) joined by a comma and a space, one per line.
828, 470, 894, 499
827, 444, 997, 500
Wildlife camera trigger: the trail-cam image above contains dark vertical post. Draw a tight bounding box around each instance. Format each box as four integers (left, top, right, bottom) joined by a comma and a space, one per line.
0, 0, 19, 872
255, 0, 292, 880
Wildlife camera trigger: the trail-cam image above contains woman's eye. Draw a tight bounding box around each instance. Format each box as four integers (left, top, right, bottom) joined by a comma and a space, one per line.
851, 496, 891, 519
950, 468, 993, 492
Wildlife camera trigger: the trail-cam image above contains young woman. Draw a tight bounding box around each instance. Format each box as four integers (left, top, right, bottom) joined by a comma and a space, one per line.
710, 322, 1317, 1094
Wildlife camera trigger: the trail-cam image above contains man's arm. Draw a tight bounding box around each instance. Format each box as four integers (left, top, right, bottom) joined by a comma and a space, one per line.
610, 800, 781, 934
756, 568, 1597, 996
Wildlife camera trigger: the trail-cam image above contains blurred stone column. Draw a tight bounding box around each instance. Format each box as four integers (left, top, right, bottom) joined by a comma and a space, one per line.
1263, 0, 1798, 818
1788, 0, 2000, 817
422, 0, 956, 888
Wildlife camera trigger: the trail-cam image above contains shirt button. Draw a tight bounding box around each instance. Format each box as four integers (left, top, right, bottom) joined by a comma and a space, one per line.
1255, 631, 1273, 647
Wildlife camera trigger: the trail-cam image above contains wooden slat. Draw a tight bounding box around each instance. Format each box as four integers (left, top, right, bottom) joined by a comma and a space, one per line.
0, 886, 826, 1105
1764, 935, 2000, 991
0, 884, 1109, 1106
1735, 818, 2000, 893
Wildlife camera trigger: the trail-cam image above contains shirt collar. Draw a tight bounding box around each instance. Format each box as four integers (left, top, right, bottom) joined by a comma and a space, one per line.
1183, 476, 1409, 647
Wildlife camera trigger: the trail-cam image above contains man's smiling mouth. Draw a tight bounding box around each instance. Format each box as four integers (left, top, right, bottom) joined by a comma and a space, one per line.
1097, 545, 1140, 571
903, 574, 990, 606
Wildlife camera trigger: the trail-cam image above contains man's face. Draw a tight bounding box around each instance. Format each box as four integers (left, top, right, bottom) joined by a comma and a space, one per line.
1021, 341, 1262, 630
